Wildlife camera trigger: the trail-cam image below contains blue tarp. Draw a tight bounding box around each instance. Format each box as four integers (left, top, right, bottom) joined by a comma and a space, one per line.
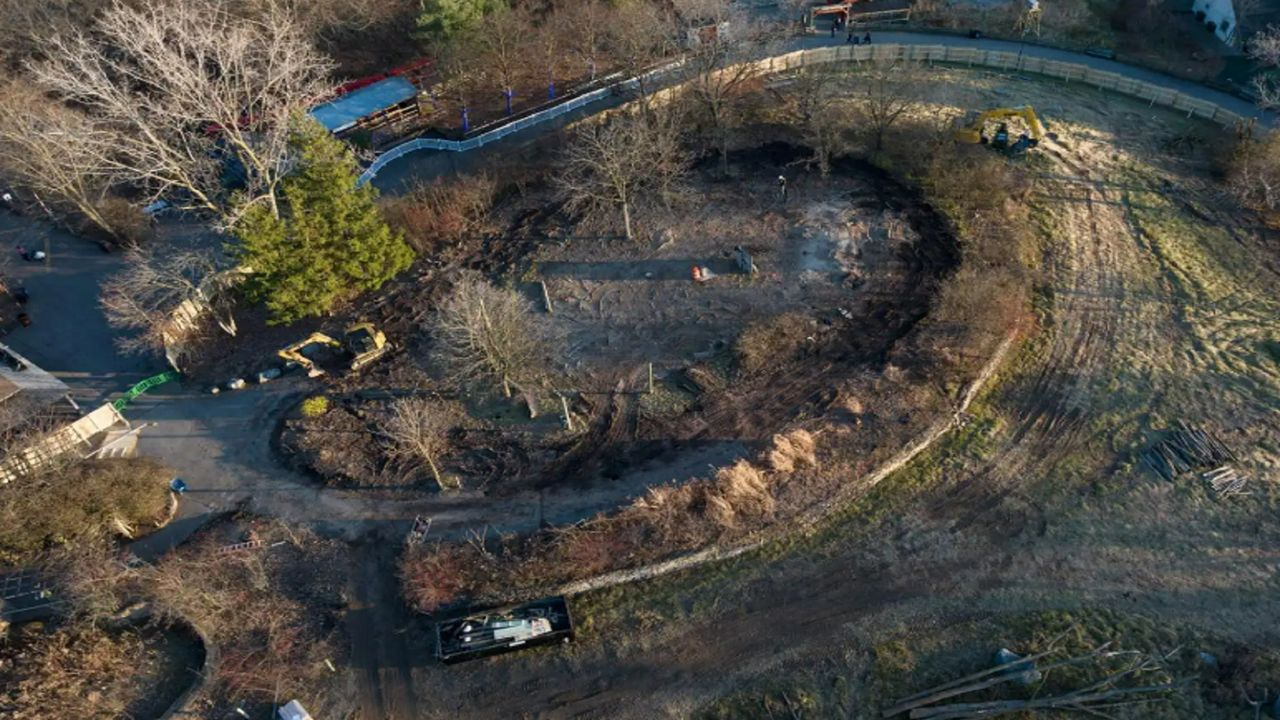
309, 77, 417, 133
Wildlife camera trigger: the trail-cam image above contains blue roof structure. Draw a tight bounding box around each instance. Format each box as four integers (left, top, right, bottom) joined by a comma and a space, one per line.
309, 77, 418, 133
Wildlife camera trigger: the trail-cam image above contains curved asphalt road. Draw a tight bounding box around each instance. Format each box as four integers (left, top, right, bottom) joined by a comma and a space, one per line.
1, 29, 1270, 558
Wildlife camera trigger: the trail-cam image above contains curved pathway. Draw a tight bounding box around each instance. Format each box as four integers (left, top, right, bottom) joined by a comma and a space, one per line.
367, 30, 1272, 191
2, 31, 1271, 558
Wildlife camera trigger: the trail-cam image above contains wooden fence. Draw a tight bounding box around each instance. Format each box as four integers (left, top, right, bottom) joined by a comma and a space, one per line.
758, 44, 1247, 127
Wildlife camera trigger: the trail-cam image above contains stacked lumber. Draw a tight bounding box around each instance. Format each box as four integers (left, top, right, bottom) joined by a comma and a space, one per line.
1139, 421, 1235, 482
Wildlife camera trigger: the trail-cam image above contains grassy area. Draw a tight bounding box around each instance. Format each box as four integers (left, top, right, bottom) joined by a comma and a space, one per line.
697, 607, 1280, 720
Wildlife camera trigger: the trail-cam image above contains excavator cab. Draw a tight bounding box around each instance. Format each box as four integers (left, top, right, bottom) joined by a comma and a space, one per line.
954, 106, 1054, 155
343, 323, 390, 371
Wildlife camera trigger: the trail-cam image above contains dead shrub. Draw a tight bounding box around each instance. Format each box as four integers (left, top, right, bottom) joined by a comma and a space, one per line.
735, 312, 815, 375
380, 174, 496, 253
400, 543, 477, 612
712, 460, 775, 520
764, 429, 818, 473
1227, 131, 1280, 218
1, 624, 154, 719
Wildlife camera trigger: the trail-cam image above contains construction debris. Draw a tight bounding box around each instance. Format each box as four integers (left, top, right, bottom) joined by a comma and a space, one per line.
1139, 421, 1235, 482
882, 635, 1187, 719
1203, 465, 1250, 498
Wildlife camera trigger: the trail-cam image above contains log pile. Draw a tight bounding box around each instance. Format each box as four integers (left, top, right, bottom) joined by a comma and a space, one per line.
882, 638, 1187, 720
1203, 465, 1249, 498
1139, 421, 1235, 482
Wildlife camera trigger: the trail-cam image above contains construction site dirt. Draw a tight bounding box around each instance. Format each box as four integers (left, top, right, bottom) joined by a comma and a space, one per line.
276, 144, 961, 511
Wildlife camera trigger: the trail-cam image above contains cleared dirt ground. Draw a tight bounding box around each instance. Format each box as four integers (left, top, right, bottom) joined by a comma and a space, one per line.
399, 69, 1280, 719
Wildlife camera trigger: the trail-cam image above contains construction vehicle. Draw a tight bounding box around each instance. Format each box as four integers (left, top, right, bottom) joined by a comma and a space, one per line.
435, 596, 574, 663
953, 106, 1054, 155
277, 323, 390, 378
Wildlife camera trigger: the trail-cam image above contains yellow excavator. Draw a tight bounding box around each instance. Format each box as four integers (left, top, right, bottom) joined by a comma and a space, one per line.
953, 106, 1054, 155
278, 323, 390, 378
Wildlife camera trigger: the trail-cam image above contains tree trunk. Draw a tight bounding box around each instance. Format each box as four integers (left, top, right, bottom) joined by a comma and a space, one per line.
216, 312, 238, 337
622, 201, 633, 241
425, 452, 444, 489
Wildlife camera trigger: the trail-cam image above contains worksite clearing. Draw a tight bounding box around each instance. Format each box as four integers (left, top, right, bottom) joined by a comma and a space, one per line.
7, 42, 1280, 720
280, 143, 958, 499
382, 67, 1280, 720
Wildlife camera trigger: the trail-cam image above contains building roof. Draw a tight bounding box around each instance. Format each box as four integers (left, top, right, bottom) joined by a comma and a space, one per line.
309, 77, 418, 133
0, 342, 69, 404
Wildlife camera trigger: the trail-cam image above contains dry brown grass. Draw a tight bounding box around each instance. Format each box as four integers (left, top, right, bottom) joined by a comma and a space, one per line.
0, 457, 173, 565
0, 624, 151, 719
735, 312, 816, 376
764, 429, 818, 474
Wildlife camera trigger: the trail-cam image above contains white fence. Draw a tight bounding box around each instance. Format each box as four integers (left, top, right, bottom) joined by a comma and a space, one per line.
360, 43, 1254, 184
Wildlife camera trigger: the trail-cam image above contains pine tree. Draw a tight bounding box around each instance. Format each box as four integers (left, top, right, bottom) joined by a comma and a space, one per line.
234, 117, 414, 324
414, 0, 503, 43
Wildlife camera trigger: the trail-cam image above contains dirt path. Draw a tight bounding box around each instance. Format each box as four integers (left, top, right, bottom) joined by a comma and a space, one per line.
347, 541, 421, 720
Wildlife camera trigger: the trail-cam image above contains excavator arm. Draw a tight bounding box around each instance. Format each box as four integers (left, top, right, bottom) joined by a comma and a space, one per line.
953, 105, 1049, 148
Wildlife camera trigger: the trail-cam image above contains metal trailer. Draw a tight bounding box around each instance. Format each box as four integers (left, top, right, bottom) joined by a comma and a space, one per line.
435, 596, 574, 663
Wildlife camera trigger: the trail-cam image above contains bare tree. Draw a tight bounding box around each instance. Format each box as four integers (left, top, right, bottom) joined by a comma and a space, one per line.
678, 0, 776, 173
536, 8, 564, 100
1248, 25, 1280, 110
433, 274, 550, 401
606, 1, 678, 109
786, 65, 849, 175
852, 59, 928, 151
99, 249, 239, 357
1228, 130, 1280, 211
0, 81, 122, 237
478, 5, 531, 116
1248, 26, 1280, 67
559, 110, 690, 240
0, 0, 109, 68
237, 0, 405, 44
433, 35, 486, 131
378, 397, 456, 489
27, 0, 334, 226
564, 0, 610, 82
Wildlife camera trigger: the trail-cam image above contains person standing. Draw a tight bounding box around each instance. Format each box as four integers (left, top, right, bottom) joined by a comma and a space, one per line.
830, 20, 837, 38
777, 175, 788, 202
864, 31, 872, 44
847, 28, 856, 43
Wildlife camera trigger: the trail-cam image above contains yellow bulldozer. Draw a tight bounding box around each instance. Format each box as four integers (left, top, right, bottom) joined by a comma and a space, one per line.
278, 323, 390, 378
953, 105, 1054, 155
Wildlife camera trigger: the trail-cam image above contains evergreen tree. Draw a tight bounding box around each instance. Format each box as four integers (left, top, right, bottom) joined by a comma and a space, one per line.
415, 0, 503, 43
234, 118, 414, 324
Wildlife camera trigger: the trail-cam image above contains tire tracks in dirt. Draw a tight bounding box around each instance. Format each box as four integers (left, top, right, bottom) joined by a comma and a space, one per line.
923, 145, 1130, 537
347, 541, 420, 720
